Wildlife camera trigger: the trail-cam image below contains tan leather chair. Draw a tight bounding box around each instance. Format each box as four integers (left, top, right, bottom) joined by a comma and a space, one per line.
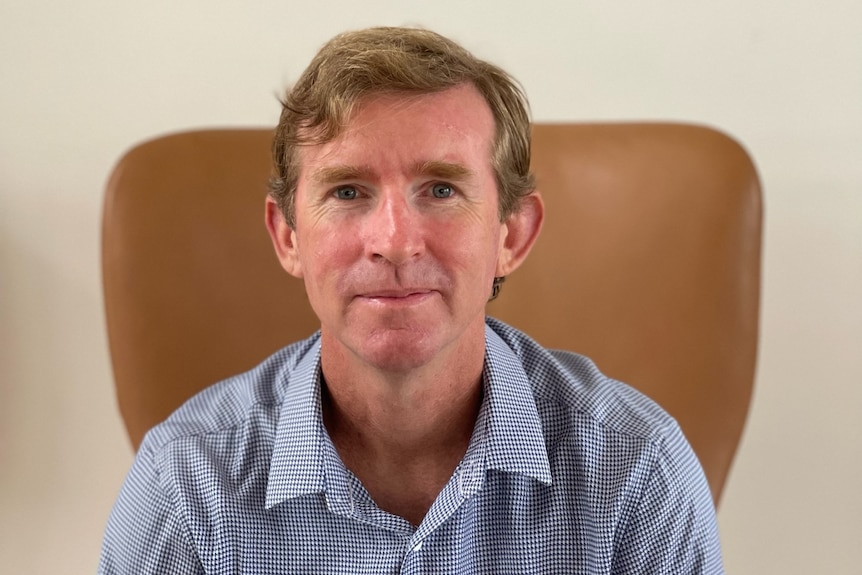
102, 124, 761, 505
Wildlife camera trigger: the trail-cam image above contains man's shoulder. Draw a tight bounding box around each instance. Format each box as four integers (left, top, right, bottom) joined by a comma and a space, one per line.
486, 317, 678, 445
486, 317, 712, 522
139, 333, 320, 456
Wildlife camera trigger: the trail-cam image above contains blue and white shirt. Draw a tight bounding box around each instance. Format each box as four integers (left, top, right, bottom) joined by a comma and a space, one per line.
99, 318, 723, 574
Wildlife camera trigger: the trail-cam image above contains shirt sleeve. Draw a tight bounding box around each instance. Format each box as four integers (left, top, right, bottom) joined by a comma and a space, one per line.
98, 442, 203, 575
611, 424, 725, 574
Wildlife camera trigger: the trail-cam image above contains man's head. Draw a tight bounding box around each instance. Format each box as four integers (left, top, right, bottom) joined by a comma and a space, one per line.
265, 27, 543, 374
270, 26, 535, 228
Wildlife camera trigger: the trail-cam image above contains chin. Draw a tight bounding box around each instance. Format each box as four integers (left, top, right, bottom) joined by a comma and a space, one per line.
358, 329, 442, 372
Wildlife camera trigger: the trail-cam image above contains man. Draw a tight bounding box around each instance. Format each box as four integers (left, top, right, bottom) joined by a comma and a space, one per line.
99, 27, 723, 573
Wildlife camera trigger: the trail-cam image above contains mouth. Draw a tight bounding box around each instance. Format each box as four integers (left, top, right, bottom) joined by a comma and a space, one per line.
356, 289, 435, 305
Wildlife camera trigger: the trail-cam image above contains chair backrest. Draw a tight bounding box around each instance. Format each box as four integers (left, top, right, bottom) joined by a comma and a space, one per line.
102, 123, 761, 505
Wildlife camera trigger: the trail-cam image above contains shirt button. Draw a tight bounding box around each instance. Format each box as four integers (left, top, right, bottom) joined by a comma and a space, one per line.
413, 542, 423, 552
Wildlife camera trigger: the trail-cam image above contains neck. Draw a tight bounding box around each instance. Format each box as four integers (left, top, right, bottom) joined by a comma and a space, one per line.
321, 366, 483, 460
318, 329, 486, 525
320, 342, 484, 460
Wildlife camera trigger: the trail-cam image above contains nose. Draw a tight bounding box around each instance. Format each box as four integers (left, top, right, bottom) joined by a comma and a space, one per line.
365, 192, 425, 266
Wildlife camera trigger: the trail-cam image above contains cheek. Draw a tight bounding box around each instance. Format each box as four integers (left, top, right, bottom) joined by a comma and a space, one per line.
442, 220, 502, 276
297, 227, 354, 292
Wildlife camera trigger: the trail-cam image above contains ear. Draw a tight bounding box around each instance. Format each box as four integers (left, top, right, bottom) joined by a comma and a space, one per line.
265, 196, 303, 278
496, 192, 544, 276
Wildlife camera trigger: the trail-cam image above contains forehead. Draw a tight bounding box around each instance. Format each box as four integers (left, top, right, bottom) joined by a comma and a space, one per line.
297, 84, 497, 178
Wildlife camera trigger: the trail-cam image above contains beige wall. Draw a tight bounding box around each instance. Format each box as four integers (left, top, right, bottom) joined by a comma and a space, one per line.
1, 1, 860, 573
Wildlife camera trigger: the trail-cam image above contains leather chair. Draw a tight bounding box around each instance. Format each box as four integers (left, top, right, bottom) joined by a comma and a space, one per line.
102, 124, 762, 505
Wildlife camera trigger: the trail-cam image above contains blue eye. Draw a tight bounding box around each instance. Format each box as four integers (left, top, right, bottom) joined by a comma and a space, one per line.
334, 186, 358, 200
431, 183, 454, 198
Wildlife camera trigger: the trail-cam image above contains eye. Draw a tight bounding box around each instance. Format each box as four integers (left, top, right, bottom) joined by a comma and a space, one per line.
431, 183, 454, 199
333, 186, 358, 200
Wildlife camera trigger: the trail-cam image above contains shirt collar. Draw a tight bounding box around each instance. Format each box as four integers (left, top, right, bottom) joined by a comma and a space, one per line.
265, 336, 325, 509
480, 323, 552, 485
264, 321, 553, 509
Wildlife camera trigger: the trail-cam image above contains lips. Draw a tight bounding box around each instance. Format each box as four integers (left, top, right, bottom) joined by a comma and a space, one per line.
360, 289, 432, 298
338, 261, 451, 302
353, 288, 437, 309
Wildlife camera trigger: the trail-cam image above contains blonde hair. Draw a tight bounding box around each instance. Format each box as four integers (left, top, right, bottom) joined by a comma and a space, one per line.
270, 26, 535, 227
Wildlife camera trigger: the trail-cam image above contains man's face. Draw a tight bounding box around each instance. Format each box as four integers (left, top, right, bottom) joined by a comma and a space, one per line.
275, 84, 512, 373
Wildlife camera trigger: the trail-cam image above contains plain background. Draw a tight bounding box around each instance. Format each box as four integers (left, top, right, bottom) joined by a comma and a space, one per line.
1, 1, 860, 573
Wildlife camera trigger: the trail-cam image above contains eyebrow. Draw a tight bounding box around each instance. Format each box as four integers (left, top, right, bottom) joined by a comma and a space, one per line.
414, 160, 474, 182
310, 165, 370, 186
309, 160, 475, 186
